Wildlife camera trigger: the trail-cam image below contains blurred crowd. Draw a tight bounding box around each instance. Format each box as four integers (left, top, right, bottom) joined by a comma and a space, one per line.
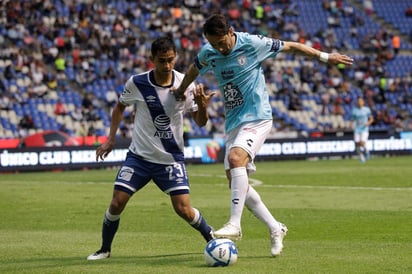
1, 0, 412, 140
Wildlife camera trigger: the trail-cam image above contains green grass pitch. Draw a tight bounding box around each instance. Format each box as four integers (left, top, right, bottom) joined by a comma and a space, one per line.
1, 156, 411, 273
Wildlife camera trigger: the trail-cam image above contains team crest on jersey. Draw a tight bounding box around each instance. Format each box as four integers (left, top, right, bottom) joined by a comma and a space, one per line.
237, 55, 246, 66
118, 166, 134, 181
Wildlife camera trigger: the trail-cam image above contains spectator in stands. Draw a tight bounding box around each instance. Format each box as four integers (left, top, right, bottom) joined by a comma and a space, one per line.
18, 114, 36, 137
76, 121, 89, 145
105, 86, 118, 108
321, 90, 332, 115
54, 99, 68, 116
71, 108, 84, 122
172, 13, 354, 256
54, 53, 66, 72
59, 124, 71, 135
19, 114, 35, 130
363, 0, 374, 16
364, 85, 376, 110
374, 109, 391, 128
56, 71, 68, 90
409, 29, 412, 43
81, 93, 93, 114
87, 123, 96, 137
0, 94, 11, 110
405, 6, 412, 17
4, 61, 15, 80
28, 83, 48, 98
30, 62, 45, 86
327, 14, 341, 27
288, 92, 303, 111
333, 96, 345, 115
46, 73, 58, 90
391, 35, 400, 55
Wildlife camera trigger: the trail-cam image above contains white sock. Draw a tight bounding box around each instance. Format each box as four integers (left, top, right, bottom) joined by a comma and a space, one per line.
189, 208, 200, 225
105, 208, 120, 222
245, 186, 280, 232
228, 167, 248, 228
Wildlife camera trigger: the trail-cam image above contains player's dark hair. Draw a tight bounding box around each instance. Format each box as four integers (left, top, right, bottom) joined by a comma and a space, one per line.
151, 36, 176, 57
203, 14, 230, 36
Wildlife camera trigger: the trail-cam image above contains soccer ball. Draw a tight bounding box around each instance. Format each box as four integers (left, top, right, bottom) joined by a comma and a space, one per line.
204, 238, 238, 267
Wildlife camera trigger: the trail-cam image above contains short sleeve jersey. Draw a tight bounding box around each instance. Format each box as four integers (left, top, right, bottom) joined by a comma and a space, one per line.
119, 70, 197, 164
351, 106, 372, 133
194, 32, 284, 133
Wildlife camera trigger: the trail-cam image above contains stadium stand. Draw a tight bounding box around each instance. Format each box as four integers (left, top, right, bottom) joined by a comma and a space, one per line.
0, 0, 411, 142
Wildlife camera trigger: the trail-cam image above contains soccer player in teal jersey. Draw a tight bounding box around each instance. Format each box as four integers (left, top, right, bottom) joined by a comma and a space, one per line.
173, 14, 354, 256
350, 97, 374, 163
87, 37, 215, 261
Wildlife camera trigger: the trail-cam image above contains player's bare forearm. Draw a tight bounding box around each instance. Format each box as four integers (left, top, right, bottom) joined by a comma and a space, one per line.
181, 64, 200, 92
96, 102, 126, 161
282, 41, 354, 66
108, 102, 126, 142
173, 64, 200, 100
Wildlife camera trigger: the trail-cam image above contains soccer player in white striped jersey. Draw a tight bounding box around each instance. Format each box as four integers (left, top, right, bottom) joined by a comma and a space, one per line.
173, 14, 354, 256
87, 37, 215, 260
350, 97, 374, 162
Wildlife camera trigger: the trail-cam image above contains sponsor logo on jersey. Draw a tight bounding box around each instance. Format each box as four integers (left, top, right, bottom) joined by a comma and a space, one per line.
223, 82, 244, 109
153, 114, 173, 139
221, 69, 235, 80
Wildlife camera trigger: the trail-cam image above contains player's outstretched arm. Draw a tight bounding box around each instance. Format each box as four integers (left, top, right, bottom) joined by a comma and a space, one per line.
171, 64, 200, 101
281, 41, 354, 66
96, 101, 126, 161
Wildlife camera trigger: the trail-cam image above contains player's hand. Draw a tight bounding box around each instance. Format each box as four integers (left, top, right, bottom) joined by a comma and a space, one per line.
193, 83, 216, 106
328, 53, 354, 66
170, 86, 186, 101
96, 140, 115, 161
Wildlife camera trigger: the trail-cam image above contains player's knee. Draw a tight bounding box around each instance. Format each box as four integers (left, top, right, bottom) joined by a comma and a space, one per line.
174, 204, 192, 221
109, 197, 127, 214
228, 148, 249, 168
228, 154, 242, 167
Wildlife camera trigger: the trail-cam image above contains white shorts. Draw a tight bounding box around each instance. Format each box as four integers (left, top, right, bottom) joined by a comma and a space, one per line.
224, 119, 273, 174
354, 131, 369, 143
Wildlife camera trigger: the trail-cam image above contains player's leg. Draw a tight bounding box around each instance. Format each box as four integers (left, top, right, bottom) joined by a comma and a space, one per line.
354, 132, 365, 162
87, 152, 150, 260
170, 194, 214, 242
212, 146, 249, 240
359, 140, 366, 162
214, 120, 274, 240
87, 189, 131, 260
221, 120, 287, 254
361, 132, 370, 160
154, 161, 214, 242
245, 185, 287, 256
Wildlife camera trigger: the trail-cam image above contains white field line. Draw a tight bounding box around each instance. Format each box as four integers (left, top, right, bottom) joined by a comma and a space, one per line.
193, 173, 412, 191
